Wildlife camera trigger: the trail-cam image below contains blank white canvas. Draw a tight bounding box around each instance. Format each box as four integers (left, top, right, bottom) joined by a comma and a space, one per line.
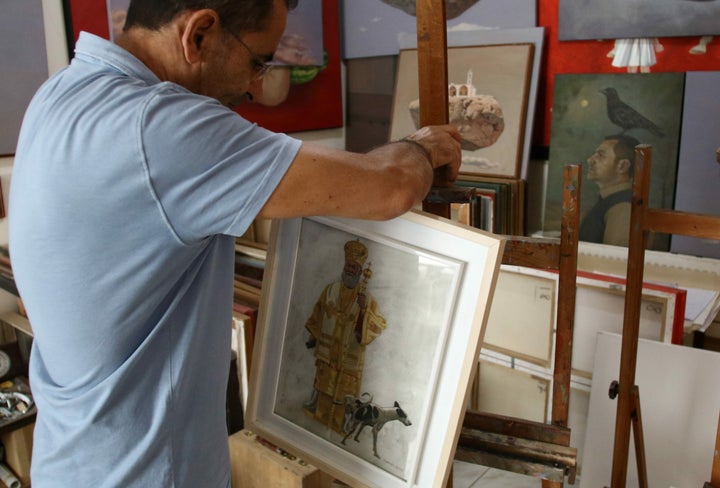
581, 332, 719, 487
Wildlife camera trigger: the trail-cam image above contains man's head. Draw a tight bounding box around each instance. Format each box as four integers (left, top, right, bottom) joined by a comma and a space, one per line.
341, 240, 368, 290
586, 134, 640, 189
119, 0, 298, 108
124, 0, 298, 34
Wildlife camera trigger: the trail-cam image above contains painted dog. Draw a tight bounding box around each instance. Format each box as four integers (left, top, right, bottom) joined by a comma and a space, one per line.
341, 394, 412, 458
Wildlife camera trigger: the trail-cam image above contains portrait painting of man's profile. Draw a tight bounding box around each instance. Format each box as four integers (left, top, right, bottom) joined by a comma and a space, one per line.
543, 72, 685, 250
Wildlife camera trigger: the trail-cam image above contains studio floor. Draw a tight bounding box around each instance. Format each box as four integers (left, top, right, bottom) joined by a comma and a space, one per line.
452, 461, 559, 488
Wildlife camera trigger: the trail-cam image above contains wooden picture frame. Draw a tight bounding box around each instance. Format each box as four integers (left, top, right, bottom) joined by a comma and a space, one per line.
399, 27, 544, 181
390, 44, 534, 179
246, 211, 504, 488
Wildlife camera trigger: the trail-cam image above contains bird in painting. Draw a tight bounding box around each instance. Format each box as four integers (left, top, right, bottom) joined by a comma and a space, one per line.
599, 87, 665, 138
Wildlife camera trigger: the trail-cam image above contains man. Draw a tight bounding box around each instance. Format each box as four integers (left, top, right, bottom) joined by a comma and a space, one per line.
579, 134, 639, 247
7, 1, 461, 486
303, 240, 385, 434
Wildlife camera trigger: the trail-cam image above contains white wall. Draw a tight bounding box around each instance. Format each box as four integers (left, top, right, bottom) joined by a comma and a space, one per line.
0, 156, 17, 314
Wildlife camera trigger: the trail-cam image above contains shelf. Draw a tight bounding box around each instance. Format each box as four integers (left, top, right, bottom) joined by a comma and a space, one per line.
0, 313, 31, 338
0, 276, 17, 297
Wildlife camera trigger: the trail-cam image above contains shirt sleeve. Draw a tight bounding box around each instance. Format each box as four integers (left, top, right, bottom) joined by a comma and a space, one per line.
139, 85, 301, 243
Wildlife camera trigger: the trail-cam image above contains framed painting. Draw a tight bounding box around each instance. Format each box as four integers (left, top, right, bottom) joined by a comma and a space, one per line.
536, 1, 720, 146
398, 27, 544, 181
543, 72, 685, 249
390, 44, 533, 179
246, 211, 504, 488
1, 0, 70, 156
345, 27, 543, 182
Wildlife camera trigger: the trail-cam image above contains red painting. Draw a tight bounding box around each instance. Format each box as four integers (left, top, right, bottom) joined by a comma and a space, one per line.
67, 0, 342, 134
234, 0, 342, 133
537, 0, 720, 145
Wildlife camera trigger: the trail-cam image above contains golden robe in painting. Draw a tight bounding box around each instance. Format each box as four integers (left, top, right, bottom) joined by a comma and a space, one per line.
304, 281, 387, 433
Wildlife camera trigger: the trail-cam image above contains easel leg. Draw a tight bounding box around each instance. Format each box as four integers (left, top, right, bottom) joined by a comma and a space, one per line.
711, 411, 720, 486
630, 386, 648, 488
610, 381, 648, 488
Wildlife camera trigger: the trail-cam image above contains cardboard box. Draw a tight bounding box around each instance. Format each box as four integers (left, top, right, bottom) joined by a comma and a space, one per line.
0, 422, 33, 487
229, 430, 335, 488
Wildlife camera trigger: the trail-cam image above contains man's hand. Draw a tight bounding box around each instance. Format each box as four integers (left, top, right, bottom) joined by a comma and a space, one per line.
404, 124, 463, 183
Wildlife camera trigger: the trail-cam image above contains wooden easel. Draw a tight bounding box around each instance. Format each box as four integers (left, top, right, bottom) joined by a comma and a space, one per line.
414, 2, 579, 486
706, 412, 720, 488
454, 165, 580, 488
610, 144, 720, 487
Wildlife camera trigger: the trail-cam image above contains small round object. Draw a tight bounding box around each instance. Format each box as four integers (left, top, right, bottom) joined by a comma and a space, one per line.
0, 350, 11, 378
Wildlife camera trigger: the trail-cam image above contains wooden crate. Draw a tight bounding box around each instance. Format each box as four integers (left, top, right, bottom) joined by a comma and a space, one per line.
1, 422, 33, 487
229, 430, 335, 488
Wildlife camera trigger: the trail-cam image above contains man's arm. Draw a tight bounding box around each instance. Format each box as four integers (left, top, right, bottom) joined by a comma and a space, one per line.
258, 125, 462, 221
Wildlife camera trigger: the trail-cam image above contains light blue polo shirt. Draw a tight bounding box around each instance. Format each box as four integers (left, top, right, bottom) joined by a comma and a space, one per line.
9, 32, 300, 487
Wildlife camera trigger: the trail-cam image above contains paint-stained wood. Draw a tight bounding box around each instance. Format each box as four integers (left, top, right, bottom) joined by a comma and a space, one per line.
463, 410, 571, 446
612, 144, 720, 487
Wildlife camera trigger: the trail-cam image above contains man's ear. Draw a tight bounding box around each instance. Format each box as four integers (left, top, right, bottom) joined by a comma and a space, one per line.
617, 158, 631, 176
180, 9, 221, 63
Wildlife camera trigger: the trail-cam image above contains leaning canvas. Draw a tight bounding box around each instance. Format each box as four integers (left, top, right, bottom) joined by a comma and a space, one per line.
246, 211, 504, 488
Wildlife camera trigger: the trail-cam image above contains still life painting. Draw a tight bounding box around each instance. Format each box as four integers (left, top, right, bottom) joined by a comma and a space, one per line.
390, 44, 533, 178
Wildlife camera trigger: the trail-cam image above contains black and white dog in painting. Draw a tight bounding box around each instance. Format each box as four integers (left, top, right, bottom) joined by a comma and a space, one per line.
341, 393, 412, 458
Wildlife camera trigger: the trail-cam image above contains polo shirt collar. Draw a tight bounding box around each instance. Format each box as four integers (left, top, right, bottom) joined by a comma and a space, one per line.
73, 31, 161, 86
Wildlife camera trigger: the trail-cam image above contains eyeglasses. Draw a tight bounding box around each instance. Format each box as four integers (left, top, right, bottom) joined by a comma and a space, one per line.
232, 33, 274, 81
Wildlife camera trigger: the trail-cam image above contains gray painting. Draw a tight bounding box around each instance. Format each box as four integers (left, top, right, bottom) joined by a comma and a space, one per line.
0, 0, 49, 155
559, 0, 720, 40
671, 71, 720, 259
341, 0, 536, 58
